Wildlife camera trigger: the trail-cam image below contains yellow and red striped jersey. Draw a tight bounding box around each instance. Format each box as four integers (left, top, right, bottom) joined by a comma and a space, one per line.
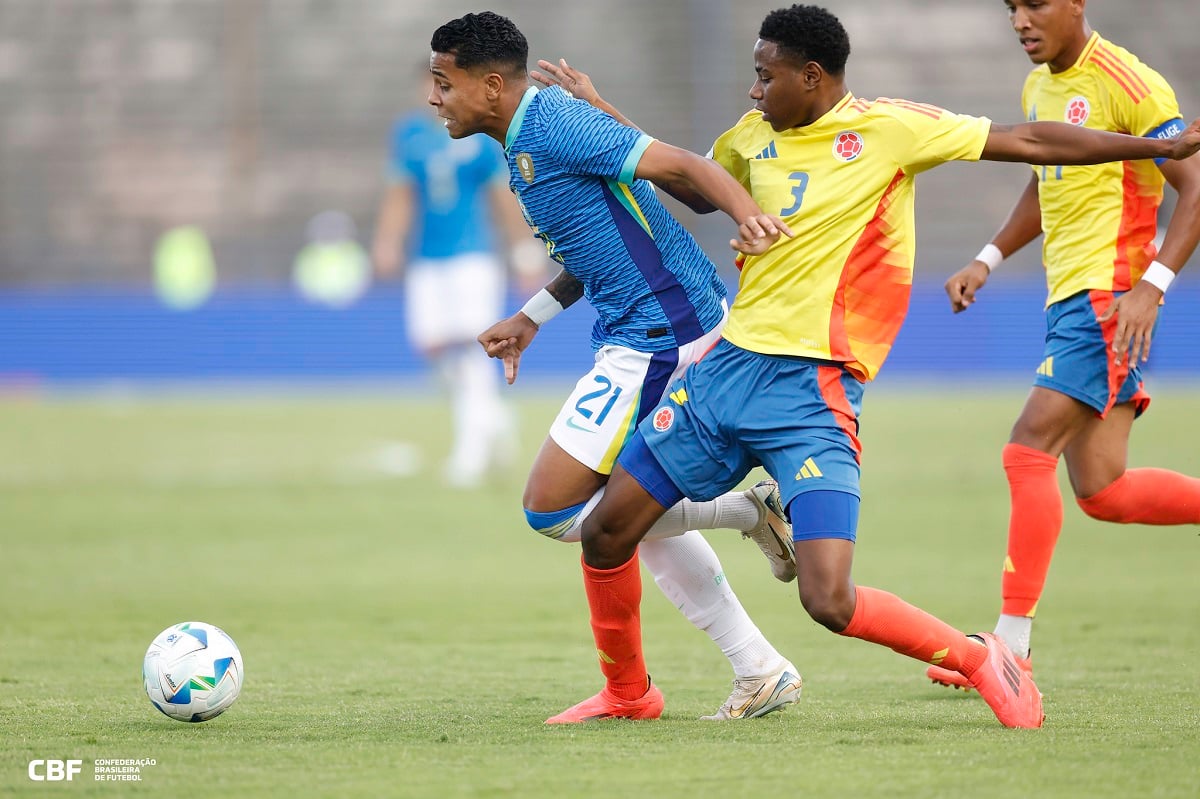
711, 94, 990, 381
1021, 32, 1184, 305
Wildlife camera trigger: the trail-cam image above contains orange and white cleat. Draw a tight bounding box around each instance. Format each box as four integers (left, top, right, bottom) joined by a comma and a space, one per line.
544, 680, 665, 724
965, 633, 1044, 728
927, 650, 1032, 690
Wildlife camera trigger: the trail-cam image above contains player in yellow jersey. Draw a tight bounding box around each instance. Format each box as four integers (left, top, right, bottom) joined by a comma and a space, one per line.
493, 4, 1200, 727
928, 0, 1200, 691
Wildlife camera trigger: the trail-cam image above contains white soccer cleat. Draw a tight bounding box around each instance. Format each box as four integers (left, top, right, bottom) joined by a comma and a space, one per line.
701, 663, 803, 721
741, 480, 796, 582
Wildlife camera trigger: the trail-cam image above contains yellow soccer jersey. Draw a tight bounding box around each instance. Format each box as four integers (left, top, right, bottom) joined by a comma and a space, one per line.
1022, 32, 1183, 306
712, 93, 991, 381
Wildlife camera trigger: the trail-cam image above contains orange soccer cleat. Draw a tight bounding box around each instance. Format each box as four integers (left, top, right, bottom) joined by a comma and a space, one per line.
927, 650, 1032, 690
964, 633, 1044, 728
544, 680, 665, 724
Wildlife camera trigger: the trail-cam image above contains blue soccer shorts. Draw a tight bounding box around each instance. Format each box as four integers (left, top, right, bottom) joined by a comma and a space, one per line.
617, 339, 865, 541
1034, 289, 1152, 418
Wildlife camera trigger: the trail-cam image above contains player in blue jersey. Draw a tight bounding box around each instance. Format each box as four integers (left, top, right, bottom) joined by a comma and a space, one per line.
371, 77, 547, 488
431, 11, 805, 722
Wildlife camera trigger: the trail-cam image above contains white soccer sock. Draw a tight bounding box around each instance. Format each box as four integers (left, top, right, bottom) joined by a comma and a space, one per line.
639, 531, 788, 680
446, 346, 507, 479
551, 488, 763, 544
994, 614, 1033, 659
645, 492, 761, 538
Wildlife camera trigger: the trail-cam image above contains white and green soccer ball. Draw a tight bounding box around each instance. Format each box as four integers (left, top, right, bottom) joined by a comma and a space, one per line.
143, 622, 243, 722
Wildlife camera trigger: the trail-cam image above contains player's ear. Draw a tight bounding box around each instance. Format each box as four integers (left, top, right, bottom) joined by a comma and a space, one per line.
801, 61, 822, 90
484, 71, 505, 101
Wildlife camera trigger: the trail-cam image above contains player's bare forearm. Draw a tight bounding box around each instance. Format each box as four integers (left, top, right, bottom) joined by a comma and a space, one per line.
992, 174, 1043, 257
531, 59, 637, 129
983, 117, 1200, 165
635, 142, 790, 253
946, 176, 1041, 313
544, 269, 584, 308
1156, 155, 1200, 273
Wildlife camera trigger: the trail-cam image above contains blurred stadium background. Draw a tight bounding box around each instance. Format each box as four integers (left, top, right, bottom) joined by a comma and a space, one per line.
1, 0, 1197, 387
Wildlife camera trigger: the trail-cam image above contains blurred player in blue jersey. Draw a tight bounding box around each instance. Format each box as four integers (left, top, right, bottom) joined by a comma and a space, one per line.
371, 76, 547, 488
431, 11, 805, 722
927, 0, 1200, 691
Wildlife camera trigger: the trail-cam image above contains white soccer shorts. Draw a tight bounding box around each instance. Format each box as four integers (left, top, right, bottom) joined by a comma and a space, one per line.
549, 302, 727, 475
406, 253, 505, 352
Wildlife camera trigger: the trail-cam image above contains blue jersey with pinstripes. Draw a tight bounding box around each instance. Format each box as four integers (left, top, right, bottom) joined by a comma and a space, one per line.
504, 86, 727, 353
389, 113, 507, 260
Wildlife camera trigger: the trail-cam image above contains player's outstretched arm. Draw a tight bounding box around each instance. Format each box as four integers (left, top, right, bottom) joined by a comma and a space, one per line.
1099, 149, 1200, 365
946, 174, 1042, 313
635, 141, 791, 255
530, 59, 637, 129
477, 269, 584, 384
981, 117, 1200, 165
531, 58, 718, 214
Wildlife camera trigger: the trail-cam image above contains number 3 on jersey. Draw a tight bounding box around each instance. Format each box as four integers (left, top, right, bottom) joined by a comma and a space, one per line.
574, 376, 623, 427
781, 172, 809, 216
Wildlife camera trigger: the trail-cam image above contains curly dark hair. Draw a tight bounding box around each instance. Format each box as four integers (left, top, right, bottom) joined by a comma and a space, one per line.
759, 5, 851, 76
431, 11, 528, 75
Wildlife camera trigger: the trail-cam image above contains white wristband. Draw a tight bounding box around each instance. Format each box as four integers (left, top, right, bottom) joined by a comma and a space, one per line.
974, 243, 1004, 272
520, 288, 564, 327
1140, 260, 1175, 294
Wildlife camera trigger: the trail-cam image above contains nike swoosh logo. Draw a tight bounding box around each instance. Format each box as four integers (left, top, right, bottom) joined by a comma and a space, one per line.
730, 685, 767, 718
565, 417, 596, 433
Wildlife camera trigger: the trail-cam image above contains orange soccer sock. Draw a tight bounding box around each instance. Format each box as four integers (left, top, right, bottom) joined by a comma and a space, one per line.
582, 552, 648, 701
1077, 468, 1200, 525
1000, 442, 1062, 617
839, 586, 987, 676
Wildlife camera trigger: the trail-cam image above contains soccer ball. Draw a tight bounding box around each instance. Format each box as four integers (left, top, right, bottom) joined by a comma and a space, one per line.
143, 621, 243, 722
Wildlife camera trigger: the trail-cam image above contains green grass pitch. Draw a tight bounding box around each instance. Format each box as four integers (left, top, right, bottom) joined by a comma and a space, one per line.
1, 388, 1197, 797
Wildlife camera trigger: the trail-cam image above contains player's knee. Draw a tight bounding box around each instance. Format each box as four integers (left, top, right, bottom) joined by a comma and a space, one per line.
523, 501, 587, 541
579, 507, 642, 568
797, 584, 855, 632
1076, 477, 1133, 523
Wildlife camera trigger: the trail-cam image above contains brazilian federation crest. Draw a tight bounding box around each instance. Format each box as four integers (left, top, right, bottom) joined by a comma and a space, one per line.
516, 152, 535, 183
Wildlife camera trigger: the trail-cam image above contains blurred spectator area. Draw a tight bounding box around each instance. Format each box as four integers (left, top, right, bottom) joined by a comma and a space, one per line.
1, 0, 1197, 286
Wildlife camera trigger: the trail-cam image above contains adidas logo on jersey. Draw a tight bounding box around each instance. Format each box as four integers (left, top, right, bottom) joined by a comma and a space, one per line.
753, 141, 779, 160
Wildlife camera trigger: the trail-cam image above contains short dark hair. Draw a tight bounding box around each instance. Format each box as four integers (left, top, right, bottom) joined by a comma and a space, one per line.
431, 11, 528, 75
759, 5, 851, 76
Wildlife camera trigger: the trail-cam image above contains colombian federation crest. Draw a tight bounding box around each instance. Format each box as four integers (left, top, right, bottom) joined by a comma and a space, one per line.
652, 406, 674, 432
832, 131, 864, 161
1065, 97, 1090, 126
516, 152, 535, 183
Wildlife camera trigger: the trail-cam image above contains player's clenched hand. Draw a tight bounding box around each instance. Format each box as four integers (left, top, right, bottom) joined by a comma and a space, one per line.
531, 59, 599, 105
1097, 281, 1160, 366
1165, 117, 1200, 161
730, 215, 793, 256
945, 261, 991, 313
477, 313, 540, 384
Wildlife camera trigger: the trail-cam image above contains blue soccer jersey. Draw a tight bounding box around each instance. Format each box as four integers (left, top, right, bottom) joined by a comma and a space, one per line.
503, 86, 727, 353
388, 113, 508, 260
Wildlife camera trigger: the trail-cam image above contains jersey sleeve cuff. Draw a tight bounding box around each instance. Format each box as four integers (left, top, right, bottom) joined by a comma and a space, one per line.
618, 134, 656, 184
